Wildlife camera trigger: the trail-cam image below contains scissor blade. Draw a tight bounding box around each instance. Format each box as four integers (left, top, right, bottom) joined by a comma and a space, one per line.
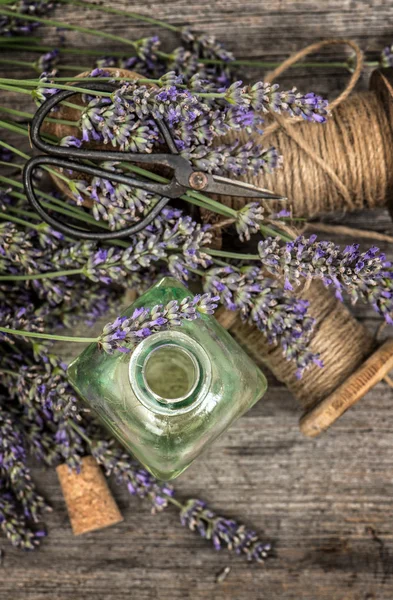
208, 174, 286, 200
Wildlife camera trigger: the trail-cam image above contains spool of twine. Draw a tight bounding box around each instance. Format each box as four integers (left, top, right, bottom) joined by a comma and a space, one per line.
208, 41, 393, 435
216, 282, 393, 436
215, 40, 393, 218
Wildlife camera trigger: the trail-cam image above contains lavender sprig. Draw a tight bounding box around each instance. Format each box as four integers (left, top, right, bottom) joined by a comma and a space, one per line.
0, 405, 51, 522
0, 482, 45, 550
259, 235, 393, 324
180, 499, 272, 562
78, 77, 327, 153
204, 266, 319, 376
98, 293, 219, 354
91, 439, 173, 513
77, 426, 273, 562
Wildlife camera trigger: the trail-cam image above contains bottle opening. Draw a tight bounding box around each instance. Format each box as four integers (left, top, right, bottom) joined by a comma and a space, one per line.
142, 344, 200, 404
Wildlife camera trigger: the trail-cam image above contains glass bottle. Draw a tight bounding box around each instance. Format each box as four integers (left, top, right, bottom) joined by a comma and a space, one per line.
68, 277, 267, 480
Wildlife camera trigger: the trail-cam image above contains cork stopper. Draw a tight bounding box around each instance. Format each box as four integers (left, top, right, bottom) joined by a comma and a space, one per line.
56, 455, 123, 535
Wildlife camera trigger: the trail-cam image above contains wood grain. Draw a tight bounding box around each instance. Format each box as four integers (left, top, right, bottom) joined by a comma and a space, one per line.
2, 1, 393, 599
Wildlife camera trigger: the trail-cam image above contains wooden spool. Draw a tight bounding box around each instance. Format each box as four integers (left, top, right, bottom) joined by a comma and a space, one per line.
202, 67, 393, 220
215, 284, 393, 436
207, 68, 393, 435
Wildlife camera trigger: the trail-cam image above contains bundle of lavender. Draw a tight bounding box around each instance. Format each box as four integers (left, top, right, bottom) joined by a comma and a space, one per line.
0, 0, 393, 559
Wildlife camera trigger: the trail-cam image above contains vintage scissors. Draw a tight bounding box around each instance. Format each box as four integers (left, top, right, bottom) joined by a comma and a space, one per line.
23, 82, 284, 241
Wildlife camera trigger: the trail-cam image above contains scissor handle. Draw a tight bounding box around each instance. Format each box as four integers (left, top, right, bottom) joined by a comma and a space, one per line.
24, 155, 173, 240
23, 82, 191, 240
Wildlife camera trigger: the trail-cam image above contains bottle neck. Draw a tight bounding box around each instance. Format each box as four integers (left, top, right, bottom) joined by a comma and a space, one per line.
128, 330, 211, 415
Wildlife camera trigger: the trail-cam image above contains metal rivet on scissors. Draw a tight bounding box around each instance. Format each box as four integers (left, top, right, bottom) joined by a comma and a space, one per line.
23, 82, 285, 241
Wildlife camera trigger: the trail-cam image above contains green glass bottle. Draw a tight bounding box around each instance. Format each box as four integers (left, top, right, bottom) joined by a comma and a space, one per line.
68, 277, 267, 480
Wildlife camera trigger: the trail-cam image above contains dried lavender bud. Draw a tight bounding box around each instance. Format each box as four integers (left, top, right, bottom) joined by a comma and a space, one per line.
259, 235, 393, 323
203, 265, 320, 376
0, 404, 50, 522
0, 303, 45, 344
180, 499, 272, 562
36, 48, 59, 72
59, 136, 82, 148
235, 202, 264, 242
98, 293, 219, 354
0, 221, 40, 271
91, 439, 173, 513
380, 44, 393, 68
31, 71, 58, 106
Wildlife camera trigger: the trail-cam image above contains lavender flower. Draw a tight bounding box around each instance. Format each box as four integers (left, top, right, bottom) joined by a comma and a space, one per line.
0, 221, 39, 270
70, 163, 156, 229
172, 27, 235, 87
180, 499, 272, 562
181, 141, 282, 177
380, 44, 393, 68
259, 235, 393, 324
46, 208, 212, 284
135, 36, 160, 63
204, 266, 320, 376
5, 357, 84, 469
0, 0, 55, 37
98, 293, 219, 354
236, 202, 264, 241
36, 48, 59, 72
77, 72, 327, 159
91, 439, 173, 513
0, 482, 45, 550
0, 405, 50, 522
249, 82, 329, 123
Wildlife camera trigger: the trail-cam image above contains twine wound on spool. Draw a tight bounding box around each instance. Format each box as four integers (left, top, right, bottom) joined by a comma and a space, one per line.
215, 42, 393, 219
56, 455, 123, 535
216, 281, 393, 436
206, 41, 393, 435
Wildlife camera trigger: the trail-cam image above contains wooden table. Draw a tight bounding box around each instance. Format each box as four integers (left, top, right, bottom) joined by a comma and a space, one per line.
1, 1, 393, 598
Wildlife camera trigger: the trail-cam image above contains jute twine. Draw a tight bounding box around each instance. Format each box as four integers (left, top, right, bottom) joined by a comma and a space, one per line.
218, 280, 374, 412
218, 39, 393, 217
